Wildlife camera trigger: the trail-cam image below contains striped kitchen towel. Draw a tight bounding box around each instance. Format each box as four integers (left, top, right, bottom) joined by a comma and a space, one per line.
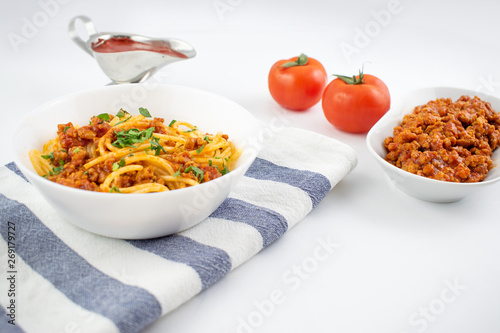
0, 127, 357, 333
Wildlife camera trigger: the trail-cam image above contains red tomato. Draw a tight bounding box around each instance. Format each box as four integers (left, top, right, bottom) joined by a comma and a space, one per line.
268, 54, 327, 111
322, 70, 390, 133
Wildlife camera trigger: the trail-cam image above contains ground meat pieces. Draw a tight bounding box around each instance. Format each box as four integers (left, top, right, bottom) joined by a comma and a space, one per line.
55, 175, 100, 191
184, 137, 206, 150
58, 123, 89, 149
51, 149, 68, 167
384, 95, 500, 182
135, 165, 156, 184
152, 117, 167, 134
57, 117, 111, 150
40, 113, 232, 193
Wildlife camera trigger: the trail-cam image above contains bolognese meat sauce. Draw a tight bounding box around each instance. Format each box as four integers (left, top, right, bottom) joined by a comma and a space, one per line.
43, 113, 228, 192
384, 95, 500, 182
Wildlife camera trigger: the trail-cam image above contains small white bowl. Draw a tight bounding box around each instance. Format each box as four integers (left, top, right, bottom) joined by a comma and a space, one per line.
12, 84, 261, 238
367, 86, 500, 203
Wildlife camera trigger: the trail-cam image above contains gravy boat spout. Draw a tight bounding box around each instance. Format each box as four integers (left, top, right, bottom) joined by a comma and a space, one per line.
68, 16, 196, 84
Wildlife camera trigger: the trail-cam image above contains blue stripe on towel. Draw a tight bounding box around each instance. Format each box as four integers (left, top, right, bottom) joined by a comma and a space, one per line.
210, 198, 288, 248
128, 235, 231, 290
0, 306, 25, 333
244, 157, 331, 208
6, 162, 28, 182
0, 194, 162, 333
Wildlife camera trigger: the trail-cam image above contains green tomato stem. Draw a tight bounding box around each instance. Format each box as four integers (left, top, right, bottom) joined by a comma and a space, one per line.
334, 68, 365, 85
281, 53, 309, 68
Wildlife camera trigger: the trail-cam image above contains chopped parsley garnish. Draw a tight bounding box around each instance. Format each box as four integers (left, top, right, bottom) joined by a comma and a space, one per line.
147, 136, 167, 156
112, 158, 126, 171
63, 126, 70, 133
97, 113, 110, 121
116, 110, 125, 118
168, 120, 177, 127
184, 126, 198, 133
195, 144, 206, 154
73, 148, 80, 154
112, 127, 154, 148
173, 165, 183, 177
184, 165, 204, 182
217, 164, 229, 175
203, 135, 211, 142
49, 166, 64, 176
41, 152, 54, 161
110, 186, 121, 193
114, 116, 132, 126
139, 107, 152, 118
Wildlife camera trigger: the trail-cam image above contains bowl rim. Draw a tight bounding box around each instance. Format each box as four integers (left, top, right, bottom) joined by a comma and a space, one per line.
366, 85, 500, 187
12, 83, 261, 199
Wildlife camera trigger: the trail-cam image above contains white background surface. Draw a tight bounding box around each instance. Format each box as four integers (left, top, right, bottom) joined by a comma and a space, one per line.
2, 0, 500, 332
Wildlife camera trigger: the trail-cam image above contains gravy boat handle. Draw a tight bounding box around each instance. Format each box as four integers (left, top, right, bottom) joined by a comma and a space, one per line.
68, 15, 97, 56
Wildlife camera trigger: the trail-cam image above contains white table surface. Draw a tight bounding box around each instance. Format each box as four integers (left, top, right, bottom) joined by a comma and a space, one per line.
2, 0, 500, 332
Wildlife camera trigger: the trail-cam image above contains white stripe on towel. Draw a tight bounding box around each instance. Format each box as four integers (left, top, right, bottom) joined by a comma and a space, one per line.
0, 237, 119, 333
180, 217, 264, 269
230, 176, 312, 228
258, 127, 357, 182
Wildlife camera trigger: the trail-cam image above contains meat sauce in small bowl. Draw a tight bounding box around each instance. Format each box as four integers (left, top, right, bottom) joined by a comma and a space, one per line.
367, 87, 500, 203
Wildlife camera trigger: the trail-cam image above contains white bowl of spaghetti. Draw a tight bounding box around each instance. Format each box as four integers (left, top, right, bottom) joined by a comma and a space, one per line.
12, 84, 261, 239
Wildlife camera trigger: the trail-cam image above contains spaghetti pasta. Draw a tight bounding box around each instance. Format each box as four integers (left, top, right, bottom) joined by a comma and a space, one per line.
29, 108, 241, 193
